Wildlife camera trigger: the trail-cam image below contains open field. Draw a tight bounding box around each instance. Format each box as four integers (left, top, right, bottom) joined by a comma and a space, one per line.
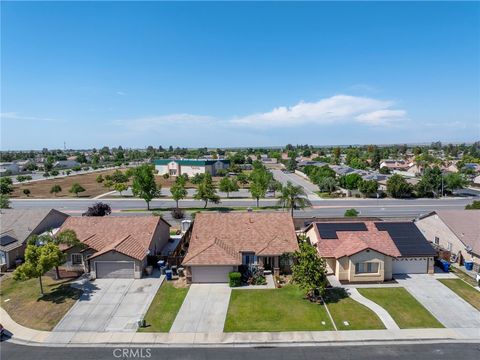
0, 274, 82, 331
11, 169, 125, 198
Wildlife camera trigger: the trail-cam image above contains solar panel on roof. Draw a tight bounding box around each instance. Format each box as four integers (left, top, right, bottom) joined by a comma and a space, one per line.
316, 223, 368, 239
0, 235, 17, 246
375, 222, 436, 256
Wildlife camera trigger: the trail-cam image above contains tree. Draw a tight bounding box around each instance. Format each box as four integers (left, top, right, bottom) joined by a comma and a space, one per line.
249, 182, 266, 207
170, 179, 188, 209
317, 177, 337, 193
249, 165, 271, 207
416, 166, 443, 198
292, 238, 327, 300
0, 177, 13, 195
236, 173, 249, 188
219, 177, 239, 198
0, 195, 10, 209
13, 240, 64, 296
277, 181, 312, 217
344, 208, 359, 217
339, 173, 362, 190
69, 183, 86, 197
269, 179, 282, 197
194, 173, 220, 208
83, 202, 112, 216
96, 175, 104, 183
286, 158, 297, 172
131, 164, 161, 210
386, 174, 413, 198
50, 184, 62, 197
113, 182, 128, 196
23, 189, 31, 197
444, 173, 467, 193
358, 180, 378, 197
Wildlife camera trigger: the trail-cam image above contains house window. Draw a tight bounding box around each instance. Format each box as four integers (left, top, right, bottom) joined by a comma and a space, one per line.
447, 242, 452, 251
71, 253, 83, 265
355, 262, 379, 274
434, 236, 439, 245
0, 251, 6, 265
242, 253, 257, 265
169, 169, 177, 176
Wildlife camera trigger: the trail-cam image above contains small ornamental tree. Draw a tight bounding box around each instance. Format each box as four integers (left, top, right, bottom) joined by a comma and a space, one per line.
69, 183, 86, 197
386, 174, 413, 198
0, 177, 13, 195
113, 182, 128, 196
219, 177, 239, 198
358, 179, 379, 197
131, 164, 161, 210
23, 189, 31, 197
170, 179, 188, 209
50, 184, 62, 197
83, 202, 112, 216
344, 208, 359, 217
194, 173, 220, 208
277, 181, 312, 217
236, 173, 249, 188
292, 238, 327, 300
0, 195, 10, 209
96, 175, 104, 183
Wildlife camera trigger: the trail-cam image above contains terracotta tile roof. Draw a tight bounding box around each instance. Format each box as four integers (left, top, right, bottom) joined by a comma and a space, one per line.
183, 212, 298, 266
59, 216, 167, 261
311, 221, 401, 259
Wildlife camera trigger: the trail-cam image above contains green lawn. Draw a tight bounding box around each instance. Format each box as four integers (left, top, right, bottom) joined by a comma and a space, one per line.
358, 288, 443, 329
451, 267, 478, 287
224, 285, 334, 332
324, 289, 385, 330
0, 275, 82, 331
139, 282, 189, 332
439, 279, 480, 311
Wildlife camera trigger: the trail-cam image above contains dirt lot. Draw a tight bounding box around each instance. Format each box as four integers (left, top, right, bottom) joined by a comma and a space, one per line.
12, 169, 123, 198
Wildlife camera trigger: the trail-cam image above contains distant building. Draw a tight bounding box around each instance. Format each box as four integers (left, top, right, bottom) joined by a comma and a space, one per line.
0, 162, 20, 176
153, 159, 230, 177
380, 160, 410, 171
54, 160, 80, 169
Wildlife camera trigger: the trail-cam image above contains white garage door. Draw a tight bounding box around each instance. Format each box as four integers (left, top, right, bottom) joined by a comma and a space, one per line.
95, 261, 135, 278
393, 257, 428, 274
191, 266, 234, 283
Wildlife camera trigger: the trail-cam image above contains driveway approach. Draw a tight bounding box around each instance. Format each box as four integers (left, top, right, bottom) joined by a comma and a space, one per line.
170, 284, 231, 333
54, 275, 164, 333
395, 274, 480, 328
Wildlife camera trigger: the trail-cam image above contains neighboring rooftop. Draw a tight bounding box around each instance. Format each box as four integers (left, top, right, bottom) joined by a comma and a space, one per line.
375, 222, 436, 256
422, 210, 480, 255
59, 216, 170, 261
182, 212, 298, 266
153, 158, 230, 166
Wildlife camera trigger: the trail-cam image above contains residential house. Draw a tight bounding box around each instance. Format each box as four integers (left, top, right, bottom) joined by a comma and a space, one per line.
54, 160, 80, 169
0, 162, 20, 176
0, 209, 69, 269
153, 159, 230, 177
59, 216, 171, 278
305, 221, 435, 283
380, 160, 410, 171
182, 212, 299, 283
415, 211, 480, 270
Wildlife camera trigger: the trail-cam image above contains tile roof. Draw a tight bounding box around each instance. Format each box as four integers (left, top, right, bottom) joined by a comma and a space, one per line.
430, 210, 480, 255
59, 216, 168, 261
310, 221, 401, 259
182, 212, 298, 266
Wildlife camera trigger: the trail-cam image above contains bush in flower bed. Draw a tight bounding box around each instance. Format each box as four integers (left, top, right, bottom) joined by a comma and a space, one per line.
229, 271, 242, 287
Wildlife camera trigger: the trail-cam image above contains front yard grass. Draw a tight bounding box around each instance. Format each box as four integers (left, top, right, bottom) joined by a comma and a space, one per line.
324, 289, 385, 330
0, 275, 82, 331
439, 279, 480, 311
139, 282, 189, 332
450, 267, 478, 287
224, 285, 334, 332
358, 288, 443, 329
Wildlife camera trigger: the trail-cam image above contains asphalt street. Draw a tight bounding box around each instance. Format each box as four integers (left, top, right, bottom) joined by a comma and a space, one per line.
2, 342, 480, 360
9, 197, 474, 218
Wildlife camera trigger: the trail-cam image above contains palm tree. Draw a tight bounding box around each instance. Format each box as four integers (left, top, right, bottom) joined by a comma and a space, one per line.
277, 181, 312, 217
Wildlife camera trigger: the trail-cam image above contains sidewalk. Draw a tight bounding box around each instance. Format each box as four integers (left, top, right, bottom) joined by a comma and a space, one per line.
2, 307, 479, 347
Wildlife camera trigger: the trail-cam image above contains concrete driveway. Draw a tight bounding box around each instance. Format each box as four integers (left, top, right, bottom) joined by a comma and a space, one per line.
54, 274, 164, 332
395, 274, 480, 328
170, 284, 231, 333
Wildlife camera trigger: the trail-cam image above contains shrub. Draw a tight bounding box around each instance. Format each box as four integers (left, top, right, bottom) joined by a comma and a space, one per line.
23, 189, 31, 197
465, 200, 480, 210
228, 271, 242, 287
170, 207, 185, 219
344, 208, 359, 217
163, 173, 170, 179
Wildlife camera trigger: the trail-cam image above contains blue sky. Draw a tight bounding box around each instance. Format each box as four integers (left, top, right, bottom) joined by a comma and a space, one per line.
1, 1, 479, 150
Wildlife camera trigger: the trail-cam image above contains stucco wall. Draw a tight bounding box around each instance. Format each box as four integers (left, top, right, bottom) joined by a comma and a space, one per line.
415, 215, 477, 263
150, 220, 170, 255
348, 250, 388, 282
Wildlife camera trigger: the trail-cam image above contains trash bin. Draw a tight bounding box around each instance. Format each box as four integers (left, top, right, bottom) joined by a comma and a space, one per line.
439, 259, 450, 272
464, 261, 474, 271
160, 266, 167, 275
165, 269, 173, 280
157, 260, 165, 268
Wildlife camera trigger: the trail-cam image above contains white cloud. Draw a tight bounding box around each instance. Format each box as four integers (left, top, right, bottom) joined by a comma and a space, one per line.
113, 113, 215, 132
230, 95, 405, 128
116, 91, 126, 96
0, 112, 59, 122
355, 109, 407, 125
